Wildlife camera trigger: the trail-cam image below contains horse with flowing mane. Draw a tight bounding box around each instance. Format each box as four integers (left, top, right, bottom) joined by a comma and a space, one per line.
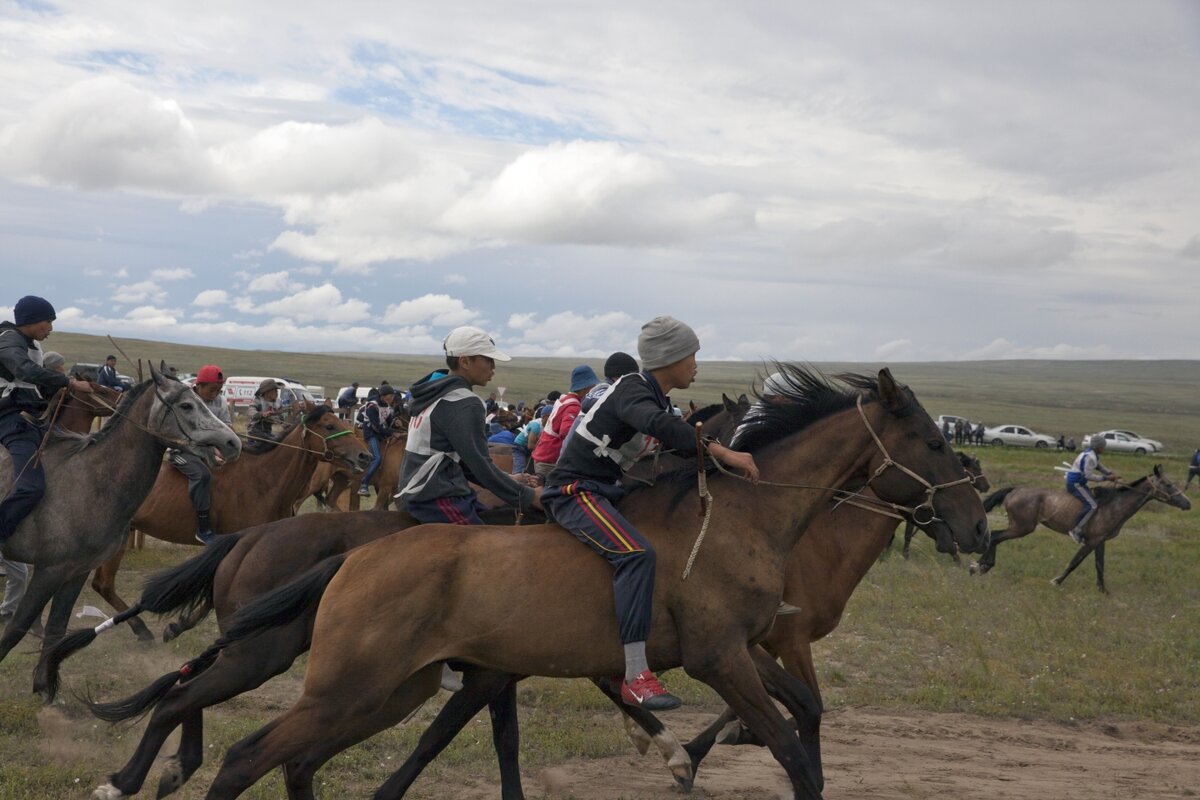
0, 363, 241, 697
185, 366, 987, 800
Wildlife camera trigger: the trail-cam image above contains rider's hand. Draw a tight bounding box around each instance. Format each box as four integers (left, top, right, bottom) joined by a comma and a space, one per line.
70, 378, 94, 393
709, 443, 760, 484
530, 486, 544, 511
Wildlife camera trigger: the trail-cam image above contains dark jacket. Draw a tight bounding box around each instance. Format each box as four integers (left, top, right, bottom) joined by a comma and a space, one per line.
97, 363, 123, 391
547, 371, 699, 490
0, 322, 70, 416
361, 401, 392, 440
396, 372, 535, 510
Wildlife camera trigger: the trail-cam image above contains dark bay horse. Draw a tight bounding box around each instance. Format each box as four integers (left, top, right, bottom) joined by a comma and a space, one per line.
969, 466, 1190, 592
0, 363, 241, 696
899, 452, 991, 560
91, 405, 370, 641
194, 368, 988, 800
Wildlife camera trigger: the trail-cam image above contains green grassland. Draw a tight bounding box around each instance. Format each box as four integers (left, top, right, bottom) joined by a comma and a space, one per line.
0, 332, 1195, 797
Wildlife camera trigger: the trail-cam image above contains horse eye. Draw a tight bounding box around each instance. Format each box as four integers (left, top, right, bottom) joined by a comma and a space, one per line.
180, 402, 193, 411
325, 424, 335, 431
928, 439, 943, 451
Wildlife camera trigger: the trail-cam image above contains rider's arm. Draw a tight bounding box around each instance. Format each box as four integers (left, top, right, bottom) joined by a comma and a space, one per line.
442, 399, 536, 512
0, 333, 69, 396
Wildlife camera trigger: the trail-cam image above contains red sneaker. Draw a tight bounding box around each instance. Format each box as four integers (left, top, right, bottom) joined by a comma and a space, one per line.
620, 670, 682, 710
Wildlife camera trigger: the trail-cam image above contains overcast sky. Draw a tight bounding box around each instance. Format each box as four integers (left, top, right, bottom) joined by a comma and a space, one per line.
2, 1, 1197, 361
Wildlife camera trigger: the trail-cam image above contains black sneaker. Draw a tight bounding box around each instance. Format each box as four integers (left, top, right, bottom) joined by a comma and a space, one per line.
357, 485, 371, 497
195, 529, 215, 545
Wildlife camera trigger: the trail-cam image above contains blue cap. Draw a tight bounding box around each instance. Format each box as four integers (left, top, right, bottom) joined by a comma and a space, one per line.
570, 364, 599, 393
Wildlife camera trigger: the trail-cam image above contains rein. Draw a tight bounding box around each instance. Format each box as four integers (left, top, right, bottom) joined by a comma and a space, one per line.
681, 395, 975, 579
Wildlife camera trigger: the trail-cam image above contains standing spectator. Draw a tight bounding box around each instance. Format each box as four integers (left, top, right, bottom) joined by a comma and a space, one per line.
941, 419, 952, 442
1056, 434, 1066, 451
336, 382, 359, 419
484, 392, 499, 415
97, 354, 124, 392
357, 385, 397, 497
1186, 449, 1200, 491
953, 419, 964, 446
511, 405, 550, 475
974, 421, 985, 446
531, 365, 599, 478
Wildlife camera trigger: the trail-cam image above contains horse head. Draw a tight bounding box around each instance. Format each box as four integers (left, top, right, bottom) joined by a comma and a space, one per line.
301, 406, 372, 473
957, 451, 990, 493
149, 360, 242, 467
854, 368, 990, 555
1147, 464, 1191, 511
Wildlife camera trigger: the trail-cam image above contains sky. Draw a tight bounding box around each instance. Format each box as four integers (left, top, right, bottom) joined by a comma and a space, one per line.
1, 1, 1198, 361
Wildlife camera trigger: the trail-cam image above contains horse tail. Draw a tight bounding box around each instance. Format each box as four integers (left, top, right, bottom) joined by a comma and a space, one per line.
85, 670, 182, 723
43, 534, 243, 703
983, 487, 1015, 512
140, 532, 243, 617
221, 553, 347, 641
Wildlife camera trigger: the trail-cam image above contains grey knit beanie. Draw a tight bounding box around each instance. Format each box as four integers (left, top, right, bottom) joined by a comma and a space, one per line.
638, 316, 700, 371
43, 351, 65, 371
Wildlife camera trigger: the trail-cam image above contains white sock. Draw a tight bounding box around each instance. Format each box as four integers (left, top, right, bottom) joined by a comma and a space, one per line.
624, 641, 649, 682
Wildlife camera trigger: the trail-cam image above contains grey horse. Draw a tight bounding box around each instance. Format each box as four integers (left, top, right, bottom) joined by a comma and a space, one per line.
0, 362, 241, 695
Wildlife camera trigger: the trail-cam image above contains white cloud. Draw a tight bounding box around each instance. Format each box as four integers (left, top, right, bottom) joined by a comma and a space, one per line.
874, 339, 915, 361
504, 311, 638, 357
252, 283, 371, 324
444, 273, 467, 285
193, 289, 230, 306
381, 294, 479, 326
191, 310, 220, 320
246, 271, 304, 293
960, 338, 1115, 360
113, 280, 166, 304
151, 267, 194, 281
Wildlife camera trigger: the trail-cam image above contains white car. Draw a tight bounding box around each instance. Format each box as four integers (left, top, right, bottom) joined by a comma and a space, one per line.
1084, 430, 1160, 455
983, 424, 1057, 448
1108, 429, 1162, 452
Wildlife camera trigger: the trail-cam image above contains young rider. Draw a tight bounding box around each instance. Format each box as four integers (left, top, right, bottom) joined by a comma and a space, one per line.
357, 385, 397, 498
1065, 436, 1120, 544
180, 365, 232, 545
0, 296, 92, 547
541, 316, 759, 710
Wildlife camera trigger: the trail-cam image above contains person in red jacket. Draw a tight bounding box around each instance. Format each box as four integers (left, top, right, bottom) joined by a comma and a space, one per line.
530, 364, 598, 478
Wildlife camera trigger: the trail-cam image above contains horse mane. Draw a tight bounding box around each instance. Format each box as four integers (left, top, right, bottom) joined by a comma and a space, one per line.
684, 403, 724, 426
733, 363, 891, 454
54, 379, 155, 453
303, 404, 332, 426
1093, 476, 1148, 503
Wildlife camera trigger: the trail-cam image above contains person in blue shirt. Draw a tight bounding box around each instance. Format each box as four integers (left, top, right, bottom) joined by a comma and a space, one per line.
1186, 449, 1200, 491
97, 355, 124, 392
1065, 436, 1120, 544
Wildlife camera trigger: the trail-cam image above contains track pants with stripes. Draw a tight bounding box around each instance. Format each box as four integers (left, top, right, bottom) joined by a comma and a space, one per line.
405, 492, 487, 525
542, 480, 655, 645
1066, 477, 1098, 531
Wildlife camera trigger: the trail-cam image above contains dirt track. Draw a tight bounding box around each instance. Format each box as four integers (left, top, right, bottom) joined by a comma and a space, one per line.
485, 706, 1200, 799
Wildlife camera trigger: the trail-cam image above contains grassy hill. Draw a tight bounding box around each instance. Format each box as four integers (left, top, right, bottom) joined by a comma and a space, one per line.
48, 330, 1200, 454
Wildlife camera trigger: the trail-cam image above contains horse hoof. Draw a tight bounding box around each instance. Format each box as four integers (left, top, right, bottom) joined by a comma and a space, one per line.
156, 756, 185, 798
1050, 577, 1062, 586
968, 562, 980, 575
136, 629, 155, 643
671, 770, 695, 794
92, 783, 128, 800
162, 623, 180, 643
715, 719, 746, 746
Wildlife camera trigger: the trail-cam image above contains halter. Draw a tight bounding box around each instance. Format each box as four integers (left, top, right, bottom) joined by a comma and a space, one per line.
682, 394, 979, 579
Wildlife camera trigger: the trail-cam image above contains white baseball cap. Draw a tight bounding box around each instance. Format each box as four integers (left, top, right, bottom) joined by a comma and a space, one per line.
443, 326, 511, 361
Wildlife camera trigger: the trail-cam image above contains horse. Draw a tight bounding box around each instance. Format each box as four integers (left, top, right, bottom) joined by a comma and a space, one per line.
969, 466, 1190, 592
193, 367, 988, 800
89, 405, 371, 642
54, 381, 122, 434
0, 363, 241, 697
307, 414, 410, 511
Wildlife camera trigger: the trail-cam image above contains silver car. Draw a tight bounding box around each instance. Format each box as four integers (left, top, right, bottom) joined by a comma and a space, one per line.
983, 424, 1057, 448
1084, 430, 1160, 454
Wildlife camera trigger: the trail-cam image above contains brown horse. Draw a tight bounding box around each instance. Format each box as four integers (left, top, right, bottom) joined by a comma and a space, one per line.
969, 466, 1190, 592
91, 406, 370, 641
197, 368, 988, 800
54, 382, 122, 433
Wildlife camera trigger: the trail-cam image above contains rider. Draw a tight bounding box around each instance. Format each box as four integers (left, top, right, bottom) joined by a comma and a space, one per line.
541, 316, 759, 710
179, 365, 232, 545
357, 385, 397, 498
246, 379, 284, 449
394, 326, 542, 692
97, 355, 124, 392
0, 296, 92, 547
1065, 436, 1120, 544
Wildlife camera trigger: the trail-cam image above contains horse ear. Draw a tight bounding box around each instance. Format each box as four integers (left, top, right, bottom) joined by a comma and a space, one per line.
877, 368, 905, 412
1154, 464, 1163, 477
149, 360, 166, 387
738, 393, 750, 407
722, 393, 737, 412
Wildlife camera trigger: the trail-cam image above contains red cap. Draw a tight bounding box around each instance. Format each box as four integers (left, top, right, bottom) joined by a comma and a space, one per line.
196, 364, 224, 384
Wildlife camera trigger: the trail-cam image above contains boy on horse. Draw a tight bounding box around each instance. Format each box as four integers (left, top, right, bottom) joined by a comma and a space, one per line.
0, 296, 93, 547
541, 316, 759, 710
357, 384, 397, 498
181, 365, 232, 545
1065, 435, 1120, 544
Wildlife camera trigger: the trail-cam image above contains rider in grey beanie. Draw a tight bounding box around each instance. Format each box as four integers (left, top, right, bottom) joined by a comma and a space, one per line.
637, 316, 700, 370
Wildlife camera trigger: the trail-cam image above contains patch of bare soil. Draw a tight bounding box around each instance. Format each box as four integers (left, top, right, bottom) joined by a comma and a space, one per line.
458, 707, 1200, 799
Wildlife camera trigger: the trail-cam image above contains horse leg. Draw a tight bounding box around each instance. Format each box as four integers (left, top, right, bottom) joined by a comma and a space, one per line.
749, 647, 824, 791
901, 520, 916, 559
691, 646, 823, 799
92, 545, 155, 642
0, 563, 68, 664
33, 570, 90, 698
162, 599, 213, 643
1051, 542, 1097, 588
590, 676, 695, 791
1094, 541, 1107, 593
275, 665, 446, 800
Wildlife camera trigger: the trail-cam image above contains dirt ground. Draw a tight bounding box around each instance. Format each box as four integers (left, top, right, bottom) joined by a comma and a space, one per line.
494, 706, 1200, 800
